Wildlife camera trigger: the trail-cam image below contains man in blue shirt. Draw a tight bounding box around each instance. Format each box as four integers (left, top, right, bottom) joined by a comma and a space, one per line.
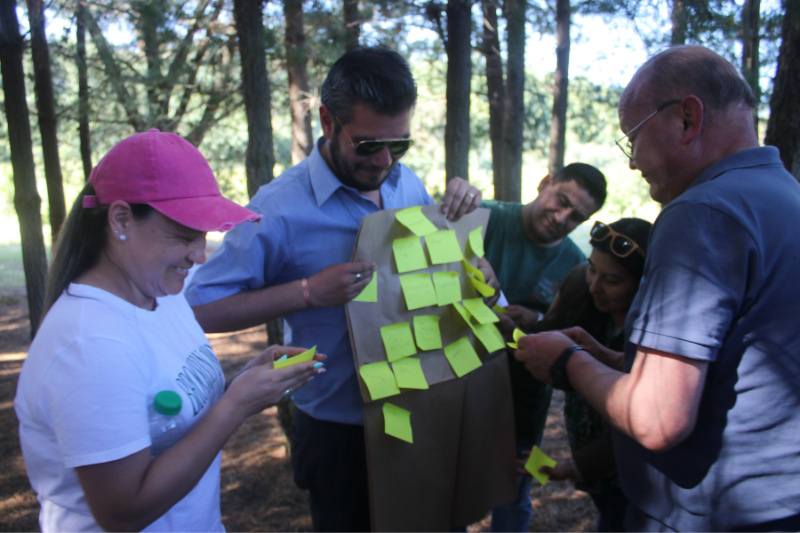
185, 47, 483, 532
514, 45, 800, 531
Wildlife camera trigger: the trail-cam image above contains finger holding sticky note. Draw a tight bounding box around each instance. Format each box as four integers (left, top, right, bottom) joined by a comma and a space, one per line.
274, 345, 317, 369
524, 445, 557, 486
396, 206, 438, 236
352, 274, 378, 303
425, 230, 463, 264
399, 273, 438, 310
360, 362, 400, 400
383, 403, 413, 443
393, 236, 428, 273
380, 323, 417, 362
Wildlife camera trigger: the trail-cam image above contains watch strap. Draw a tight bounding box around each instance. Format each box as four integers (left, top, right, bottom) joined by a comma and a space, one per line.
550, 344, 585, 392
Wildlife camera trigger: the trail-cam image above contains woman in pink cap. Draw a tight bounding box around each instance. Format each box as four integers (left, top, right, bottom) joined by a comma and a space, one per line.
15, 130, 325, 532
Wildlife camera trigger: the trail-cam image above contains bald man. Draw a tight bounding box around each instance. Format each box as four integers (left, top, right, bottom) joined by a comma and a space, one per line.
514, 45, 800, 531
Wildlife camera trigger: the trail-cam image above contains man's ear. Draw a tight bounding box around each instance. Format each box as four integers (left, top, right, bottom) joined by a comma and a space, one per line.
537, 174, 553, 193
320, 104, 335, 140
678, 96, 704, 144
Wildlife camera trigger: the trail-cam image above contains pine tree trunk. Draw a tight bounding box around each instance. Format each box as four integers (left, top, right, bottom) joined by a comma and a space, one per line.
284, 0, 313, 165
344, 0, 360, 50
500, 0, 525, 203
481, 0, 505, 197
741, 0, 761, 134
765, 0, 800, 179
0, 0, 48, 338
445, 0, 472, 184
76, 1, 92, 180
547, 0, 570, 176
671, 0, 687, 45
27, 0, 66, 243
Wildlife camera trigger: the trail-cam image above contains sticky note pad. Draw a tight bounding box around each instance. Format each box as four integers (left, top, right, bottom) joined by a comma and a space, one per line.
413, 315, 443, 351
396, 206, 438, 236
443, 337, 483, 378
399, 273, 438, 310
462, 259, 485, 283
359, 362, 400, 400
468, 226, 485, 257
391, 357, 429, 389
425, 231, 463, 264
524, 446, 557, 486
393, 236, 428, 273
352, 275, 378, 302
383, 403, 413, 443
380, 323, 417, 362
463, 298, 500, 324
472, 323, 506, 353
470, 276, 496, 297
432, 271, 462, 306
274, 345, 316, 369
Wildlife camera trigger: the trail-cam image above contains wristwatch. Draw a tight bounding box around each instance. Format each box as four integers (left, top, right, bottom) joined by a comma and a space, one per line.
550, 344, 585, 392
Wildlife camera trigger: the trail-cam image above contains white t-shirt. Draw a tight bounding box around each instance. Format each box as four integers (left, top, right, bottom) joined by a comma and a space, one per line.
15, 284, 226, 532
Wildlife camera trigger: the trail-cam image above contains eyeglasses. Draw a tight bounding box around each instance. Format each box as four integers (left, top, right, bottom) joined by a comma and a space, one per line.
334, 116, 414, 157
614, 99, 682, 160
590, 221, 646, 259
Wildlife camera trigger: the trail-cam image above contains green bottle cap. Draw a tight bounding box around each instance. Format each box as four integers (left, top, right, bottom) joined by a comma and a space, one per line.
153, 390, 182, 416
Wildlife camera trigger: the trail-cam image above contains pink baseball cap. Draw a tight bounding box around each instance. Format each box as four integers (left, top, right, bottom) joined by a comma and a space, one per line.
83, 129, 262, 232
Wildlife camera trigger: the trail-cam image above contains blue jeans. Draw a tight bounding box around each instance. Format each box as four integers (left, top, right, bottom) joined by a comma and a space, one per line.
491, 438, 537, 532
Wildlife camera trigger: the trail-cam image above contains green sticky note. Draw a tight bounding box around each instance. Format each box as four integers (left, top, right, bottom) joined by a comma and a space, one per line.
507, 328, 525, 349
352, 274, 378, 303
463, 298, 500, 324
425, 230, 463, 264
451, 302, 473, 325
472, 322, 506, 352
393, 236, 428, 273
399, 273, 438, 310
359, 362, 401, 400
432, 271, 462, 306
468, 226, 485, 257
383, 402, 413, 443
470, 276, 496, 298
396, 206, 438, 236
380, 323, 417, 362
274, 345, 316, 369
462, 259, 485, 283
493, 304, 507, 314
391, 357, 429, 389
524, 445, 557, 486
412, 315, 443, 351
443, 337, 483, 378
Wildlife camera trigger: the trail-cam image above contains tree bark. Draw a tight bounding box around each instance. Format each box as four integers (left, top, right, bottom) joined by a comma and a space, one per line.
671, 0, 687, 45
765, 0, 800, 179
233, 0, 275, 197
445, 0, 472, 184
76, 0, 92, 180
741, 0, 761, 134
0, 0, 48, 338
500, 0, 525, 202
285, 0, 313, 165
344, 0, 361, 50
27, 0, 66, 243
481, 0, 505, 197
547, 0, 571, 176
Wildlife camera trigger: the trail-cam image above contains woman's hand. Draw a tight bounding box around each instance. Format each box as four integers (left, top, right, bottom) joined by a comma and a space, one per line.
561, 326, 624, 370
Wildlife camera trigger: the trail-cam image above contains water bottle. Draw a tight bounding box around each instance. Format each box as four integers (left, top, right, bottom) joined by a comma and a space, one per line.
148, 390, 186, 458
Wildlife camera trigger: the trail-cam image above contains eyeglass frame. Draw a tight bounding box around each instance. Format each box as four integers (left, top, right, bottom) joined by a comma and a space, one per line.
614, 99, 682, 160
333, 115, 415, 157
590, 221, 646, 259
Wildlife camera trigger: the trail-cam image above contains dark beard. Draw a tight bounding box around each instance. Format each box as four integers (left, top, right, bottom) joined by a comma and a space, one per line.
328, 135, 397, 192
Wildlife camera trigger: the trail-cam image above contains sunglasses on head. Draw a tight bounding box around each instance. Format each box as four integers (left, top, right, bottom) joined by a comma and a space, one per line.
334, 115, 415, 157
590, 221, 646, 259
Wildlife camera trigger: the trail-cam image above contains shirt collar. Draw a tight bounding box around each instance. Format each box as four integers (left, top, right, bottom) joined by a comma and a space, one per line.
687, 146, 783, 192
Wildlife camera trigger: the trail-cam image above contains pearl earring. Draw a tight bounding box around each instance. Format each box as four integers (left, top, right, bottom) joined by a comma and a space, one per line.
120, 235, 127, 241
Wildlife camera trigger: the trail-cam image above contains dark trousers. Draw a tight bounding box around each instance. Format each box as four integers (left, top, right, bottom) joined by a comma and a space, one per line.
290, 408, 371, 532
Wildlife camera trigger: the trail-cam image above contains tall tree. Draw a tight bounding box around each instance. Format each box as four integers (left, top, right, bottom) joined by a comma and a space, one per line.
285, 0, 314, 165
671, 0, 688, 45
481, 0, 505, 196
499, 0, 525, 202
740, 0, 761, 133
344, 0, 361, 50
76, 0, 92, 180
27, 0, 66, 242
445, 0, 472, 183
765, 0, 800, 179
547, 0, 571, 176
0, 0, 48, 337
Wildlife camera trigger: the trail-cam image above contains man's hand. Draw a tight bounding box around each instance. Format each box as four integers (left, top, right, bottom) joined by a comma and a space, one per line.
477, 257, 501, 308
504, 305, 540, 332
441, 177, 481, 221
307, 261, 377, 307
514, 331, 575, 385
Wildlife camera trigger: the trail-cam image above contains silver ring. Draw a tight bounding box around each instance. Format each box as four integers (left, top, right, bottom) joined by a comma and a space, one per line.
468, 192, 476, 199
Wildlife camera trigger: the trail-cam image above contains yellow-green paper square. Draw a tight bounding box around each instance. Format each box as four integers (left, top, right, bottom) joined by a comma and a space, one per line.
274, 345, 316, 369
399, 273, 438, 310
359, 362, 400, 400
451, 302, 473, 325
432, 271, 462, 306
393, 236, 428, 273
380, 322, 417, 362
391, 357, 429, 389
462, 259, 485, 283
396, 206, 438, 236
412, 315, 443, 351
425, 230, 463, 264
472, 322, 506, 353
524, 445, 557, 486
468, 226, 485, 257
463, 298, 500, 324
470, 276, 496, 297
383, 402, 413, 443
352, 274, 378, 302
443, 337, 483, 377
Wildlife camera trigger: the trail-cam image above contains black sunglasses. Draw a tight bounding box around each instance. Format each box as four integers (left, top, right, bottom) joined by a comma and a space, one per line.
335, 116, 414, 157
590, 221, 646, 259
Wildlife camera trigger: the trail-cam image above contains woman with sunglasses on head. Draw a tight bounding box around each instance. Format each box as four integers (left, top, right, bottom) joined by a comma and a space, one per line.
504, 217, 651, 532
14, 131, 326, 532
